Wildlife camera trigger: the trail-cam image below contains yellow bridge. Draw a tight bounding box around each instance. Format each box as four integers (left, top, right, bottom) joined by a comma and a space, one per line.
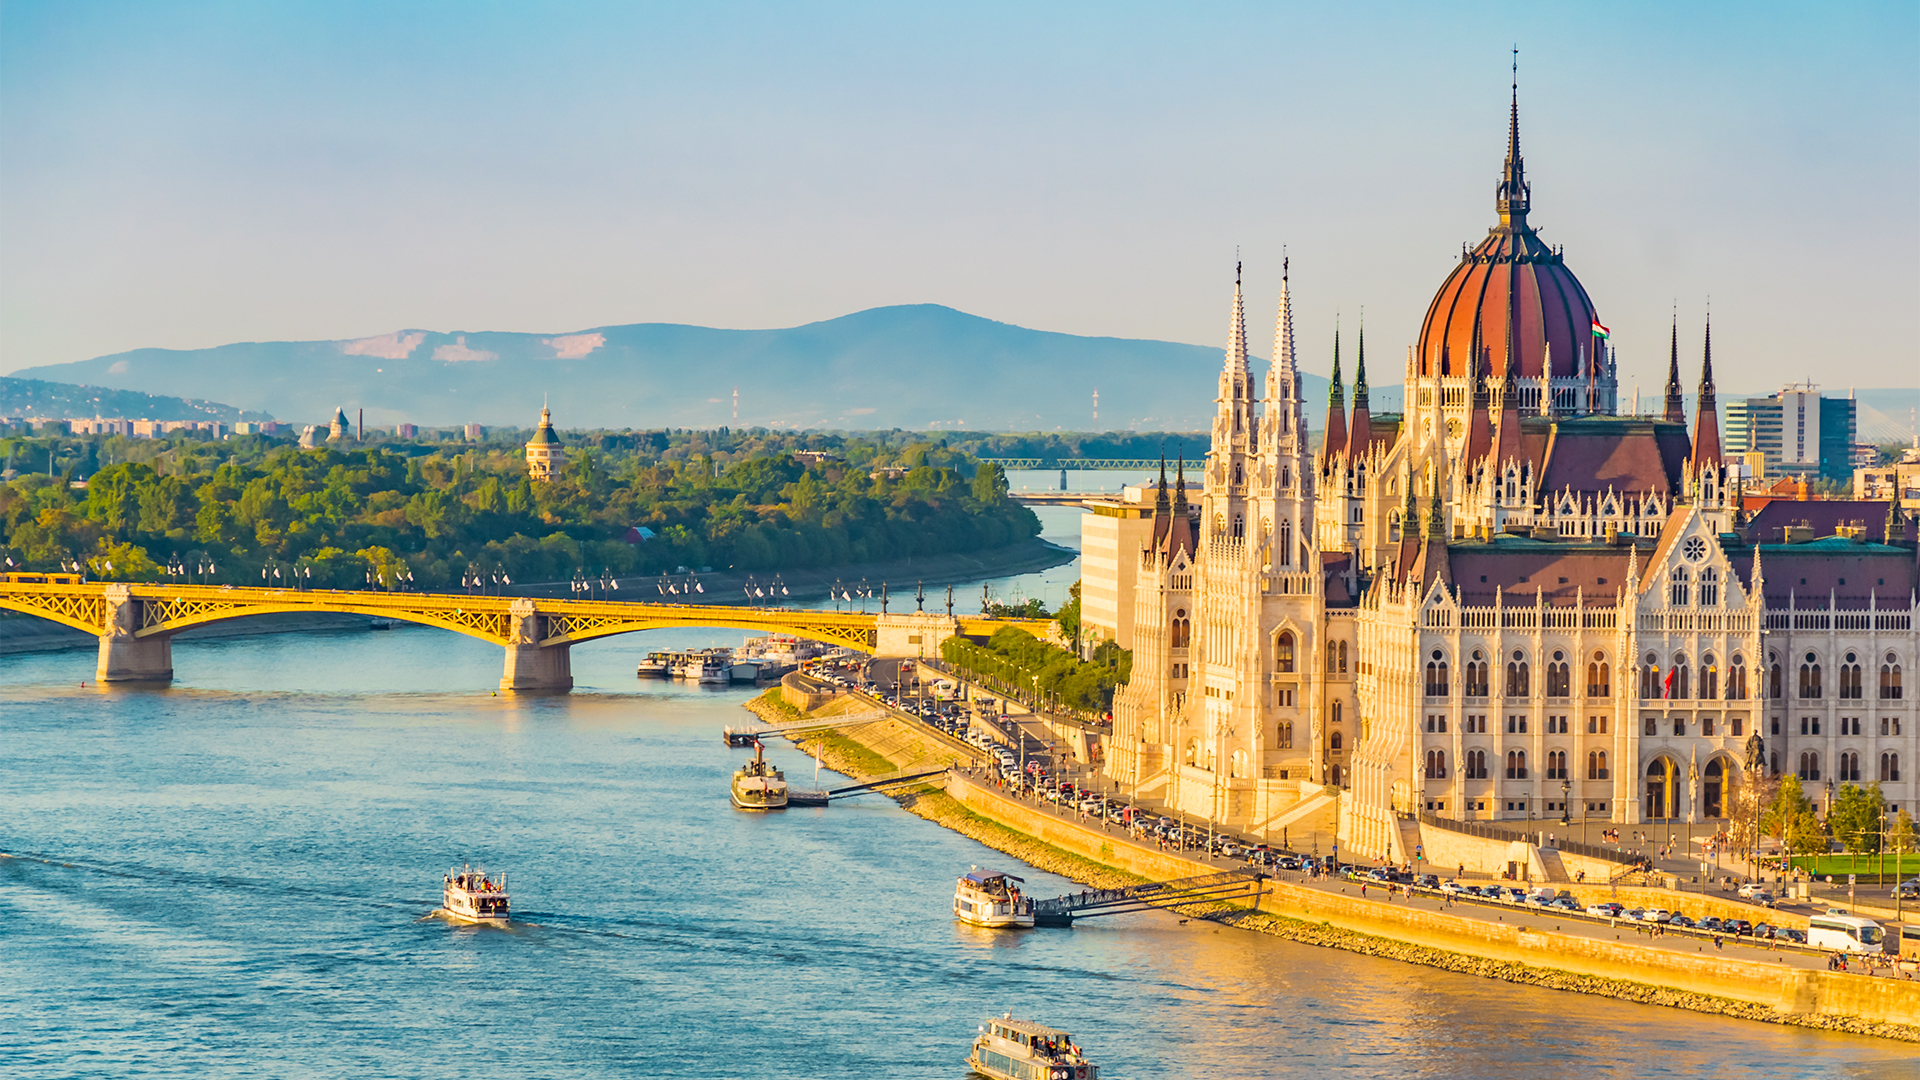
0, 573, 1038, 691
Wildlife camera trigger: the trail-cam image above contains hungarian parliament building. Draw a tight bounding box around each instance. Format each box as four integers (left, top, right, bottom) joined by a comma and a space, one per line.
1083, 88, 1918, 863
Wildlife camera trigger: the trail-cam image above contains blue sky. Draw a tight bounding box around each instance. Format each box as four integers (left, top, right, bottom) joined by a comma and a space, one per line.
2, 0, 1914, 394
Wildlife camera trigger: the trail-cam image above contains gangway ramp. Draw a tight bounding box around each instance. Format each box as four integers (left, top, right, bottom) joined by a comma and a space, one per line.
721, 711, 889, 745
1030, 868, 1266, 927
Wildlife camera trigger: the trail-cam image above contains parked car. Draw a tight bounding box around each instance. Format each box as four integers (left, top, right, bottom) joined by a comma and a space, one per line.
1697, 917, 1725, 933
1439, 880, 1473, 897
1549, 897, 1579, 912
1725, 919, 1754, 936
1892, 878, 1920, 900
1639, 908, 1673, 923
1736, 882, 1771, 900
1586, 903, 1624, 918
1622, 907, 1647, 921
1415, 874, 1441, 890
1775, 927, 1806, 944
1668, 915, 1696, 929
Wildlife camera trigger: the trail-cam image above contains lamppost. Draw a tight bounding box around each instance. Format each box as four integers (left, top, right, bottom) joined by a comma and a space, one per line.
1561, 777, 1571, 827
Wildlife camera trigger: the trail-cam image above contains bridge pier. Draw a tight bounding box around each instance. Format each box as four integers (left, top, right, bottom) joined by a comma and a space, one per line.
96, 583, 174, 683
500, 599, 572, 693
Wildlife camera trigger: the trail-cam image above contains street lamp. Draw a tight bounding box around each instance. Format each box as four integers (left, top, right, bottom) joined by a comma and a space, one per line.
1561, 777, 1571, 826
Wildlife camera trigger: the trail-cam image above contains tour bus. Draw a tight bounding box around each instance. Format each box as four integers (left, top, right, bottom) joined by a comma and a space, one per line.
1806, 912, 1888, 955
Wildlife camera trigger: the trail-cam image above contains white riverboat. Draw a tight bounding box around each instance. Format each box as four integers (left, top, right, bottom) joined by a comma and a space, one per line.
730, 742, 789, 810
953, 869, 1034, 929
441, 865, 510, 925
967, 1014, 1098, 1080
636, 651, 675, 678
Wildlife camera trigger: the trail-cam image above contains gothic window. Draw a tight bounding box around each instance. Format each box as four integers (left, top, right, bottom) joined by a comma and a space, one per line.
1669, 566, 1690, 607
1799, 654, 1822, 699
1234, 462, 1243, 486
1186, 738, 1200, 766
1881, 752, 1901, 783
1882, 656, 1905, 699
1769, 661, 1782, 699
1328, 642, 1339, 674
1505, 715, 1528, 734
1703, 717, 1716, 737
1699, 653, 1718, 701
1465, 750, 1488, 779
1673, 717, 1685, 737
1465, 651, 1488, 697
1420, 645, 1443, 699
1278, 722, 1293, 749
1586, 715, 1609, 734
1670, 655, 1690, 700
1505, 750, 1528, 780
1171, 609, 1190, 649
1505, 651, 1530, 697
1838, 751, 1861, 783
1338, 641, 1349, 674
1546, 651, 1570, 697
1728, 656, 1747, 700
1231, 749, 1248, 779
1546, 750, 1567, 780
1698, 566, 1719, 606
1587, 750, 1609, 780
1640, 654, 1662, 699
1331, 701, 1343, 726
1276, 631, 1295, 673
1425, 714, 1449, 733
1797, 751, 1820, 781
1232, 513, 1244, 540
1425, 750, 1447, 779
1389, 512, 1402, 542
1278, 518, 1292, 564
1645, 716, 1658, 736
1587, 652, 1610, 697
1330, 731, 1343, 752
1839, 653, 1863, 699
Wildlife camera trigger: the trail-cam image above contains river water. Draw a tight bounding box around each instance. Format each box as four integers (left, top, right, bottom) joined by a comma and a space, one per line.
1, 628, 1911, 1079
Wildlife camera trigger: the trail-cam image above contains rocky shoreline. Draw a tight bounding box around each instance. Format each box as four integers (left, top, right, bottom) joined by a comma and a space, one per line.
745, 691, 1920, 1043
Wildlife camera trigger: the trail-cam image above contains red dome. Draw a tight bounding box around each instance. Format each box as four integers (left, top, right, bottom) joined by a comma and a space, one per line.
1415, 91, 1601, 382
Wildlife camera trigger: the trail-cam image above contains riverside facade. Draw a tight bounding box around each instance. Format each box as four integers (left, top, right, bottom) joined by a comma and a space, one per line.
1088, 88, 1920, 864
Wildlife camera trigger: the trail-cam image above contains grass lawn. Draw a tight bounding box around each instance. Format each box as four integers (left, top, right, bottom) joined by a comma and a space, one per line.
1787, 853, 1920, 880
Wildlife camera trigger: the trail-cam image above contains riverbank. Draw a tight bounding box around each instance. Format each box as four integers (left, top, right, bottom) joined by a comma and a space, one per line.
751, 689, 1920, 1041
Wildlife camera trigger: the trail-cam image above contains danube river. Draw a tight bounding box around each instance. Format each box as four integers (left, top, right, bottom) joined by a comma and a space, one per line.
1, 633, 1912, 1077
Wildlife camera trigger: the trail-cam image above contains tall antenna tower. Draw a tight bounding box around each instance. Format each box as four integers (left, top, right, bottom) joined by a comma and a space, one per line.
1092, 387, 1099, 426
732, 386, 738, 423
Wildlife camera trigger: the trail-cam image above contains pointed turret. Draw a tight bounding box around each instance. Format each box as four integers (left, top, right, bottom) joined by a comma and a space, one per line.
1691, 315, 1722, 467
1226, 260, 1250, 379
1494, 347, 1524, 469
1323, 324, 1348, 463
1151, 454, 1172, 551
1168, 454, 1194, 558
1464, 359, 1494, 466
1348, 316, 1372, 461
1496, 50, 1530, 229
1663, 316, 1687, 424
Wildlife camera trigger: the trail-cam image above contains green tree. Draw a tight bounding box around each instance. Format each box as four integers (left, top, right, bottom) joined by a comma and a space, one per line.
971, 461, 1008, 504
1829, 782, 1886, 854
1056, 579, 1082, 644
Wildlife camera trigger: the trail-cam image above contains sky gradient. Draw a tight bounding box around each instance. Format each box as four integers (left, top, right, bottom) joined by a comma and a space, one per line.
3, 1, 1915, 398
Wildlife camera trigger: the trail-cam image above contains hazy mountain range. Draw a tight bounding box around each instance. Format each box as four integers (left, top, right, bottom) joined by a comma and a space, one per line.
10, 305, 1355, 432
0, 376, 273, 424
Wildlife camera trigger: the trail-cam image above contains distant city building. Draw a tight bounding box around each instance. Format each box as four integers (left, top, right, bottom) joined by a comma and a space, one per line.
463, 423, 485, 442
524, 405, 564, 481
1724, 383, 1855, 483
395, 423, 418, 439
298, 425, 318, 449
1856, 442, 1920, 513
328, 407, 352, 442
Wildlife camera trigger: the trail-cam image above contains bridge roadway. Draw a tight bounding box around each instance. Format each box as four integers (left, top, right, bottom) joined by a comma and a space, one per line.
0, 573, 1042, 692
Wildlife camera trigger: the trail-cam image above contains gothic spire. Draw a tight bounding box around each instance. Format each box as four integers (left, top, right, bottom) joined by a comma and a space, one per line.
1691, 313, 1722, 467
1349, 314, 1372, 461
1173, 454, 1188, 517
1225, 259, 1250, 379
1154, 454, 1171, 517
1663, 313, 1687, 424
1323, 322, 1348, 461
1271, 255, 1298, 382
1496, 47, 1530, 229
1352, 315, 1369, 409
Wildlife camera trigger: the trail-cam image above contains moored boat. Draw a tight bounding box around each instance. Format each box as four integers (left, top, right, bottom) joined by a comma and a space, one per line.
953, 869, 1034, 929
441, 865, 510, 925
967, 1014, 1098, 1080
636, 651, 675, 678
730, 742, 789, 810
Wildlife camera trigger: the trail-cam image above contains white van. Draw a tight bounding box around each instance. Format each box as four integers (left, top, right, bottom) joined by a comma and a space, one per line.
1808, 912, 1887, 955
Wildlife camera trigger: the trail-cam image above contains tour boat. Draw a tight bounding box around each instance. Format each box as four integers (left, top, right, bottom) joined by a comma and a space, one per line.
697, 652, 732, 685
967, 1014, 1098, 1080
636, 651, 675, 678
730, 742, 789, 810
953, 869, 1034, 929
441, 865, 510, 925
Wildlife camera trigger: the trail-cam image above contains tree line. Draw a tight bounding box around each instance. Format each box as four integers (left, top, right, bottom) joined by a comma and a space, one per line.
0, 429, 1035, 590
941, 626, 1131, 716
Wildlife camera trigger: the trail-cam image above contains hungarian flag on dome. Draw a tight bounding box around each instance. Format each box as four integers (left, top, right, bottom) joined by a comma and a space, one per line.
1591, 319, 1611, 339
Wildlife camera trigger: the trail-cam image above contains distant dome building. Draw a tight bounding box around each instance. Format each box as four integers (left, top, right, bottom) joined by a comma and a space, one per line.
525, 405, 564, 481
326, 407, 354, 441
1413, 82, 1614, 416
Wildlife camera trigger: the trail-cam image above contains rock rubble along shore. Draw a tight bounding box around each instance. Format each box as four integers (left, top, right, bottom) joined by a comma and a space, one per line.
744, 690, 1920, 1042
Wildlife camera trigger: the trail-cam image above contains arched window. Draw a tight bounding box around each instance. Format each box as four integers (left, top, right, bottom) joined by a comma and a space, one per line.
1797, 751, 1820, 781
1546, 750, 1567, 780
1230, 748, 1248, 779
1587, 750, 1609, 780
1838, 751, 1861, 783
1466, 650, 1488, 697
1881, 752, 1901, 783
1425, 750, 1447, 779
1671, 655, 1691, 700
1506, 651, 1530, 696
1669, 565, 1690, 606
1186, 738, 1199, 766
1338, 641, 1349, 674
1171, 609, 1190, 649
1328, 642, 1339, 674
1840, 653, 1863, 699
1278, 518, 1292, 565
1276, 631, 1295, 673
1641, 654, 1662, 699
1465, 750, 1488, 779
1883, 655, 1905, 700
1799, 653, 1822, 699
1703, 759, 1725, 818
1232, 513, 1244, 540
1699, 653, 1718, 701
1331, 701, 1342, 725
1769, 660, 1782, 699
1728, 656, 1747, 700
1424, 650, 1449, 697
1586, 652, 1610, 697
1547, 651, 1570, 697
1698, 566, 1719, 606
1505, 750, 1528, 779
1330, 731, 1343, 752
1389, 512, 1402, 542
1278, 721, 1293, 749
